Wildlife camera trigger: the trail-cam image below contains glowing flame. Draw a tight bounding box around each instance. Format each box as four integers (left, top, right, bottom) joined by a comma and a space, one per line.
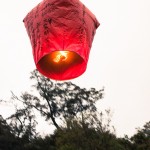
53, 51, 68, 63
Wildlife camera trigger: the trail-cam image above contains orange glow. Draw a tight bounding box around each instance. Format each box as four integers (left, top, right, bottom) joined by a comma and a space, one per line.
53, 51, 68, 63
37, 50, 84, 80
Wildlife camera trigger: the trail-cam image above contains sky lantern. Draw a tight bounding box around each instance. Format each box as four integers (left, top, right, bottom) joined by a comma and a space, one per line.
23, 0, 100, 80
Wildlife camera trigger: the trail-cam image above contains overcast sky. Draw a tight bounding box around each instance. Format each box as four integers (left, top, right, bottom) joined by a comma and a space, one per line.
0, 0, 150, 137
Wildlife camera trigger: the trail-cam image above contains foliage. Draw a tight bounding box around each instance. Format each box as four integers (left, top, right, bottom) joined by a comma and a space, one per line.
54, 110, 123, 150
6, 97, 38, 141
131, 121, 150, 150
0, 115, 22, 150
29, 70, 103, 128
6, 69, 103, 131
0, 70, 149, 149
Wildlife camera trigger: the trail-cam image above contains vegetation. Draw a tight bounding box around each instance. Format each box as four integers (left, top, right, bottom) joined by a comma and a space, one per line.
0, 70, 149, 149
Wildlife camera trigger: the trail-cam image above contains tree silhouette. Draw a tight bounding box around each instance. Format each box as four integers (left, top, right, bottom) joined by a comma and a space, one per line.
0, 115, 22, 150
54, 110, 124, 150
1, 70, 150, 149
6, 103, 37, 141
131, 121, 150, 149
7, 69, 103, 132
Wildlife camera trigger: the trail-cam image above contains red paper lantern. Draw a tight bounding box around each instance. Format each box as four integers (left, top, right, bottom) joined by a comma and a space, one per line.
23, 0, 99, 80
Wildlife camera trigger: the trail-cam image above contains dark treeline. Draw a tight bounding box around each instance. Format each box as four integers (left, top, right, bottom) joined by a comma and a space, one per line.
0, 70, 150, 150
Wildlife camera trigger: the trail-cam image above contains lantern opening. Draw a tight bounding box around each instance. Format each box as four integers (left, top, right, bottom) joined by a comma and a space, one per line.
37, 51, 86, 80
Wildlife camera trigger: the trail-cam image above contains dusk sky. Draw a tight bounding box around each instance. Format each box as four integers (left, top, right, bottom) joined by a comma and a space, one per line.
0, 0, 150, 137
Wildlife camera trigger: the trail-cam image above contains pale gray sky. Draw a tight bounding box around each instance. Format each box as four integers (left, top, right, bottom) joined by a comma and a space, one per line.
0, 0, 150, 137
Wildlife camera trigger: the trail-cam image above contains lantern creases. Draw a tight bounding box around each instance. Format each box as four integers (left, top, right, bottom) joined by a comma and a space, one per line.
23, 0, 100, 80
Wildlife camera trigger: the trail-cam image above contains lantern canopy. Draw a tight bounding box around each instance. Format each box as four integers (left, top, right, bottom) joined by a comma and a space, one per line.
23, 0, 100, 80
